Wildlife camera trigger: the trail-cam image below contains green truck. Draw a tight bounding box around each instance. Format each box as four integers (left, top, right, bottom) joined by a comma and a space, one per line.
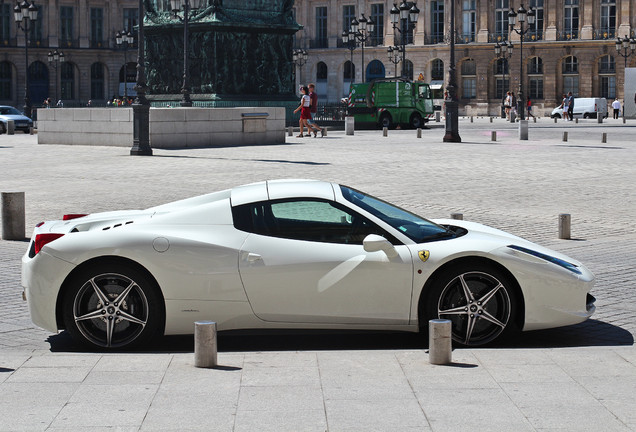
347, 77, 435, 129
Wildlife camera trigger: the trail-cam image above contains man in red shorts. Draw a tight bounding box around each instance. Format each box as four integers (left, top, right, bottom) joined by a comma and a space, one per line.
307, 83, 324, 137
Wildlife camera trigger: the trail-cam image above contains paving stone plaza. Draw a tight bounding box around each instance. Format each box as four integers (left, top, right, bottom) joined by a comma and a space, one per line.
1, 117, 636, 431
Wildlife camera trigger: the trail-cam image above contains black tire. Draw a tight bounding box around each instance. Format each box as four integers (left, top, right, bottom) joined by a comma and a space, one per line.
583, 113, 590, 119
379, 112, 393, 129
0, 123, 5, 134
423, 264, 517, 347
23, 129, 30, 134
551, 113, 561, 119
410, 113, 424, 129
62, 262, 163, 350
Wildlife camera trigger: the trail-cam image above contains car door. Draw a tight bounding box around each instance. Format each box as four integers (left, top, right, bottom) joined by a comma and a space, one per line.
235, 198, 414, 325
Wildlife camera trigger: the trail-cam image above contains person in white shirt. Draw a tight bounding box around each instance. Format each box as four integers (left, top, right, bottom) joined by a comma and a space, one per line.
612, 98, 621, 119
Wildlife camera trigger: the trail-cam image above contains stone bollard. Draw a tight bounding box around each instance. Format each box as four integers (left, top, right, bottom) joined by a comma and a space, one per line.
345, 116, 355, 135
509, 111, 516, 123
562, 131, 568, 142
323, 126, 328, 136
533, 117, 537, 123
575, 118, 578, 123
602, 132, 607, 143
623, 117, 626, 124
429, 319, 452, 365
470, 116, 473, 123
554, 117, 557, 124
491, 131, 497, 141
1, 192, 25, 240
597, 115, 603, 124
30, 127, 34, 135
287, 127, 293, 137
383, 127, 388, 137
450, 213, 463, 220
417, 128, 422, 138
558, 214, 571, 240
435, 111, 441, 122
519, 120, 528, 140
194, 321, 218, 368
7, 119, 14, 135
490, 117, 493, 123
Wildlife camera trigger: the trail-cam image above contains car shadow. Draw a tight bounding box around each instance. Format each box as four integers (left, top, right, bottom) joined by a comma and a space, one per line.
46, 319, 633, 354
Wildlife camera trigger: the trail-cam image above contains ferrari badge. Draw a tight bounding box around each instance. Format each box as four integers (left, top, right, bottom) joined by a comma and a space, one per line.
418, 250, 430, 262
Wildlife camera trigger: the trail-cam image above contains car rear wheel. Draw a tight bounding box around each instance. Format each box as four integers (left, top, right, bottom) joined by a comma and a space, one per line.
424, 264, 516, 347
62, 263, 162, 350
410, 113, 424, 129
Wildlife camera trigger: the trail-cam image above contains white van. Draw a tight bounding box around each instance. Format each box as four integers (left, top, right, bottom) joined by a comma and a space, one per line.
551, 97, 608, 119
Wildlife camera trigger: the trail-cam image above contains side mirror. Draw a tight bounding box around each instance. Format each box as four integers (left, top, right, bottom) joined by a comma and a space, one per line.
363, 234, 398, 258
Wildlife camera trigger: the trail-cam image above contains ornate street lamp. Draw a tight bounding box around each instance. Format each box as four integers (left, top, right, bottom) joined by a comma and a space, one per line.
130, 0, 152, 156
292, 48, 308, 85
390, 1, 419, 78
116, 31, 134, 103
14, 0, 38, 118
171, 0, 203, 107
615, 35, 636, 68
47, 49, 65, 105
494, 41, 513, 118
387, 45, 403, 77
443, 0, 461, 142
348, 14, 374, 82
508, 4, 536, 121
341, 32, 358, 87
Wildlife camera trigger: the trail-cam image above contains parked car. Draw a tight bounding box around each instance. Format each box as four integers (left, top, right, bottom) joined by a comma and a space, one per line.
551, 97, 608, 119
0, 106, 33, 133
22, 180, 596, 350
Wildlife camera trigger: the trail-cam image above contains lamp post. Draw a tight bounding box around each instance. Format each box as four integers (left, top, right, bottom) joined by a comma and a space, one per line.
116, 31, 134, 103
349, 14, 374, 83
494, 41, 513, 118
292, 48, 308, 86
130, 0, 152, 156
171, 0, 203, 107
341, 32, 358, 87
387, 45, 403, 77
615, 35, 636, 68
443, 0, 461, 142
390, 1, 419, 78
47, 49, 64, 105
13, 0, 38, 119
508, 4, 536, 121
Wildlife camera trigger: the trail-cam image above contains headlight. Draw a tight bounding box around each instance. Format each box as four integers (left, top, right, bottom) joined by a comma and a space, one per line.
507, 245, 581, 274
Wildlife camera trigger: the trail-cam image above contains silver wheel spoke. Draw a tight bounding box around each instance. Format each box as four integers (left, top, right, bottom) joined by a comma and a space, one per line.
464, 314, 477, 345
89, 278, 110, 306
75, 308, 105, 322
114, 282, 135, 305
117, 310, 146, 327
480, 310, 507, 329
106, 316, 115, 347
478, 283, 503, 307
439, 304, 469, 315
459, 274, 475, 303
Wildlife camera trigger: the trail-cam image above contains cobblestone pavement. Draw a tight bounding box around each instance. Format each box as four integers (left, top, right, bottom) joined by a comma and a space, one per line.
2, 117, 635, 350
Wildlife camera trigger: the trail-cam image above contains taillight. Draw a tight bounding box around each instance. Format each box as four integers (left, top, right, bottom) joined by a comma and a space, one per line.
63, 214, 87, 221
34, 233, 64, 255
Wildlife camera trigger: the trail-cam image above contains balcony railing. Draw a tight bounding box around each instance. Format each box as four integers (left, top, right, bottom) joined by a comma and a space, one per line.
59, 38, 79, 48
557, 31, 579, 41
593, 29, 616, 40
90, 39, 111, 49
1, 37, 16, 47
309, 38, 328, 49
456, 34, 476, 44
424, 35, 445, 45
488, 33, 508, 43
522, 31, 543, 42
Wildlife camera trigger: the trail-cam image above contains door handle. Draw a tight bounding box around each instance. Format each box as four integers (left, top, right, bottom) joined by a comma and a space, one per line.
247, 253, 262, 262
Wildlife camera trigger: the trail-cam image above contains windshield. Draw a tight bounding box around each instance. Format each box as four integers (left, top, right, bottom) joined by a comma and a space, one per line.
0, 107, 21, 115
340, 185, 452, 243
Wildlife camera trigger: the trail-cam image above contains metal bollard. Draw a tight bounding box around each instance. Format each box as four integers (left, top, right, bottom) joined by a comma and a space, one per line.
417, 128, 422, 138
623, 117, 626, 124
470, 116, 473, 123
558, 214, 571, 240
562, 131, 568, 142
575, 118, 578, 123
323, 126, 328, 136
1, 192, 25, 240
435, 111, 441, 122
429, 319, 452, 365
554, 117, 557, 123
383, 127, 388, 137
602, 132, 607, 143
30, 126, 34, 135
194, 321, 218, 368
491, 131, 496, 141
490, 117, 493, 123
345, 116, 355, 135
287, 127, 293, 137
597, 115, 603, 124
450, 213, 463, 220
519, 120, 528, 140
7, 119, 14, 135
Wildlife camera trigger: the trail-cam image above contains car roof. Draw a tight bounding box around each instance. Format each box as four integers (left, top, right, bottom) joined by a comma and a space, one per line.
230, 179, 335, 206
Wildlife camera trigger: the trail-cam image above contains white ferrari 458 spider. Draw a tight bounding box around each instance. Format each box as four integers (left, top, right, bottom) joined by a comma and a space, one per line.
22, 179, 596, 350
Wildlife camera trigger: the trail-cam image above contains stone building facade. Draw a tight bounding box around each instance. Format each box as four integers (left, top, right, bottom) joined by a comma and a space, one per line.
0, 0, 139, 108
293, 0, 636, 115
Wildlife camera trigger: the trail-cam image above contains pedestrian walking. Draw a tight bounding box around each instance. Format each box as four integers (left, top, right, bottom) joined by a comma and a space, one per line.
307, 83, 324, 137
612, 97, 621, 119
293, 85, 312, 138
526, 96, 535, 119
504, 92, 512, 119
561, 94, 569, 121
567, 91, 575, 120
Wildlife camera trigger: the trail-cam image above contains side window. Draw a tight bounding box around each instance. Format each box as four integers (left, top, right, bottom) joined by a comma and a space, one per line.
232, 199, 400, 245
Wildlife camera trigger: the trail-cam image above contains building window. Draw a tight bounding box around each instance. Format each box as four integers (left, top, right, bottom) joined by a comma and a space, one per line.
370, 4, 384, 46
527, 56, 543, 75
431, 1, 444, 44
60, 6, 73, 45
403, 59, 413, 80
599, 55, 615, 73
529, 0, 543, 40
343, 5, 355, 32
90, 63, 104, 100
496, 78, 510, 100
599, 55, 616, 99
0, 61, 10, 99
601, 76, 616, 99
366, 59, 385, 82
431, 59, 444, 80
494, 59, 509, 100
528, 57, 544, 99
344, 61, 355, 80
1, 4, 11, 45
317, 62, 328, 80
124, 8, 138, 32
61, 62, 74, 100
600, 0, 616, 39
91, 8, 103, 48
495, 0, 509, 40
461, 59, 476, 99
563, 56, 579, 96
316, 7, 328, 48
563, 55, 578, 74
462, 1, 476, 42
564, 0, 579, 39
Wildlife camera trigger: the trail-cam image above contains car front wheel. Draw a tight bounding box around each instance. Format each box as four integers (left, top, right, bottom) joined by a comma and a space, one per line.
424, 265, 516, 347
62, 263, 163, 350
